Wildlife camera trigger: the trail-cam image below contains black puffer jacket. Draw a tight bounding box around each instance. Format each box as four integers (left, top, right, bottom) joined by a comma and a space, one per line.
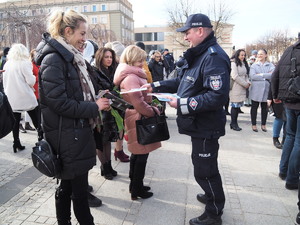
148, 58, 169, 82
35, 33, 99, 179
93, 67, 119, 143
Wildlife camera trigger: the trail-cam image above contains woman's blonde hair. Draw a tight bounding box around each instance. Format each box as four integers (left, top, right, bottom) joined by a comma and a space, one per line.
48, 9, 87, 39
7, 43, 30, 61
120, 45, 147, 66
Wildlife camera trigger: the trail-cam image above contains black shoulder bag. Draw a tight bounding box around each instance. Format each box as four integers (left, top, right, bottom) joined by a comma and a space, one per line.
136, 108, 170, 145
0, 91, 15, 139
31, 116, 62, 178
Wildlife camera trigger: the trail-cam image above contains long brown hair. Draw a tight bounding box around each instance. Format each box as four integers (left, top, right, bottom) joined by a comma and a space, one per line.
94, 47, 118, 76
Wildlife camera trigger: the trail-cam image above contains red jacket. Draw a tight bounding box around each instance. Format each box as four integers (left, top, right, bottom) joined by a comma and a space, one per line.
32, 61, 39, 99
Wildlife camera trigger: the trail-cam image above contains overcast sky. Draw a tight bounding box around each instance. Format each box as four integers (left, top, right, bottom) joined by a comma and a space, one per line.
129, 0, 300, 49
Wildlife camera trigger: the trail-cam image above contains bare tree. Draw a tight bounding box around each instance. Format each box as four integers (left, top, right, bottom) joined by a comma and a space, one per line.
0, 3, 47, 50
206, 0, 234, 41
245, 29, 297, 63
87, 24, 117, 47
167, 0, 234, 47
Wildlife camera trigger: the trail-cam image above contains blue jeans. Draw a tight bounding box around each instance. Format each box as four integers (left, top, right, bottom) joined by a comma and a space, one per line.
279, 108, 300, 184
273, 117, 284, 138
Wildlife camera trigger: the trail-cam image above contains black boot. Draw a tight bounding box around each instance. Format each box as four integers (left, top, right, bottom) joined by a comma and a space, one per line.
55, 187, 72, 225
108, 160, 117, 177
131, 161, 153, 200
273, 137, 282, 149
87, 192, 102, 207
100, 162, 113, 180
230, 107, 242, 131
13, 139, 25, 153
25, 122, 36, 131
129, 155, 150, 193
19, 124, 27, 133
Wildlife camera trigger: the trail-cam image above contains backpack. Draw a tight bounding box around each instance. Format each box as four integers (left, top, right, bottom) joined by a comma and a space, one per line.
0, 91, 15, 139
278, 44, 300, 102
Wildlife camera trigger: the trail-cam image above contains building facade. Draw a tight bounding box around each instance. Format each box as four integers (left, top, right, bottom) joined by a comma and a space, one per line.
0, 0, 134, 50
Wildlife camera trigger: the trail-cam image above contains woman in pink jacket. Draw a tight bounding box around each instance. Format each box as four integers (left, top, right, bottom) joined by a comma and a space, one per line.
114, 45, 161, 200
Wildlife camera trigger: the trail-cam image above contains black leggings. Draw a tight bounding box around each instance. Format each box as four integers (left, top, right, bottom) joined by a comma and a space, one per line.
250, 100, 268, 126
12, 106, 39, 142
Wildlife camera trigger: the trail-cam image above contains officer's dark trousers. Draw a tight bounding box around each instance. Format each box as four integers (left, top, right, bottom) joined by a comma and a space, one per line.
191, 137, 225, 218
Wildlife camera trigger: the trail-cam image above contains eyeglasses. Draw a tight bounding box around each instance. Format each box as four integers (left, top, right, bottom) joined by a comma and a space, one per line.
155, 56, 161, 58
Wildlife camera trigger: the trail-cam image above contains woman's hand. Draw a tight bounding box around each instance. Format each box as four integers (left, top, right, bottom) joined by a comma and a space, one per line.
267, 100, 272, 107
96, 98, 110, 111
141, 83, 153, 93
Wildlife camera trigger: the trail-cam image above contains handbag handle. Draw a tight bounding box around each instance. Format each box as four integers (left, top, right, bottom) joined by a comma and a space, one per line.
140, 107, 158, 119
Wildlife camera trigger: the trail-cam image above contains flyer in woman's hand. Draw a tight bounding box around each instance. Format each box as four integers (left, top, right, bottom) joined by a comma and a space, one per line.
120, 87, 147, 94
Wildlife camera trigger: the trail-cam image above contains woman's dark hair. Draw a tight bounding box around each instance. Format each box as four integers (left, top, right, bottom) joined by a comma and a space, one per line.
94, 47, 118, 77
231, 49, 250, 74
260, 48, 268, 54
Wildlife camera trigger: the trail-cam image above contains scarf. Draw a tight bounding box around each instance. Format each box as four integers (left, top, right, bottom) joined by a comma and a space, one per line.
56, 37, 100, 127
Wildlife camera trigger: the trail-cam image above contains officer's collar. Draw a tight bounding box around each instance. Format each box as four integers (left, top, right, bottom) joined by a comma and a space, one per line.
184, 31, 216, 65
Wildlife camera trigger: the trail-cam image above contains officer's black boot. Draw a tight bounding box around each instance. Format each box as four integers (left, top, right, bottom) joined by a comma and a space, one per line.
55, 187, 72, 225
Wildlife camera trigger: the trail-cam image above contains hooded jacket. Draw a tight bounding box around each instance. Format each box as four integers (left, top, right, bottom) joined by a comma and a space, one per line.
35, 33, 98, 179
114, 63, 161, 154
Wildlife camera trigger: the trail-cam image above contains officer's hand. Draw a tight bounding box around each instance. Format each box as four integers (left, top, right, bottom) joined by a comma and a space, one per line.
141, 83, 153, 93
167, 97, 178, 108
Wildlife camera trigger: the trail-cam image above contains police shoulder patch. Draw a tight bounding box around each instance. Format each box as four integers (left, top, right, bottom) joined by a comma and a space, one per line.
209, 75, 222, 90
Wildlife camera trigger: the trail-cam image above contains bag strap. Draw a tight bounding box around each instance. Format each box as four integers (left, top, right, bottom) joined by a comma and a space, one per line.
57, 116, 62, 159
291, 47, 297, 78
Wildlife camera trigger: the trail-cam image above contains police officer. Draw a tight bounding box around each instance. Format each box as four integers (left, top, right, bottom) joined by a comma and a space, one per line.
143, 13, 230, 225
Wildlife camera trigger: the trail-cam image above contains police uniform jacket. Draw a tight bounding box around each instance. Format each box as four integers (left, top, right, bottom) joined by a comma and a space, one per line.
152, 32, 230, 139
35, 33, 98, 179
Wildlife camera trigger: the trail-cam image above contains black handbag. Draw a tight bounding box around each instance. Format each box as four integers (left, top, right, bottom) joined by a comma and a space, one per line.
0, 91, 15, 139
136, 108, 170, 145
31, 117, 62, 178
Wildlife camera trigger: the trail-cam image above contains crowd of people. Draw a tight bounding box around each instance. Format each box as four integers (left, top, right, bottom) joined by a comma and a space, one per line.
0, 9, 300, 225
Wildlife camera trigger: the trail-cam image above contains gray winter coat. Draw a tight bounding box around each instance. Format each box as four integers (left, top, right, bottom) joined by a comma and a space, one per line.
249, 61, 275, 102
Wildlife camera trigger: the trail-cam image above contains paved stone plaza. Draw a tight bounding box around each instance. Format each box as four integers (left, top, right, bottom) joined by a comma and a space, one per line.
0, 106, 298, 225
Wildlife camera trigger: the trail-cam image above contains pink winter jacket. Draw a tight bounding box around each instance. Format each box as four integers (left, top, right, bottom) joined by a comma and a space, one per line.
114, 63, 161, 154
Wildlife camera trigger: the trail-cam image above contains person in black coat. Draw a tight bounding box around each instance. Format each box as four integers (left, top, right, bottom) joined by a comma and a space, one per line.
92, 47, 121, 180
35, 9, 110, 225
148, 50, 170, 82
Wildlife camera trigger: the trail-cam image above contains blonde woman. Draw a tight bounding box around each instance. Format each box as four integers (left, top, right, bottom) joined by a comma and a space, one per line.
114, 45, 161, 200
35, 9, 110, 224
249, 49, 275, 132
3, 43, 39, 152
